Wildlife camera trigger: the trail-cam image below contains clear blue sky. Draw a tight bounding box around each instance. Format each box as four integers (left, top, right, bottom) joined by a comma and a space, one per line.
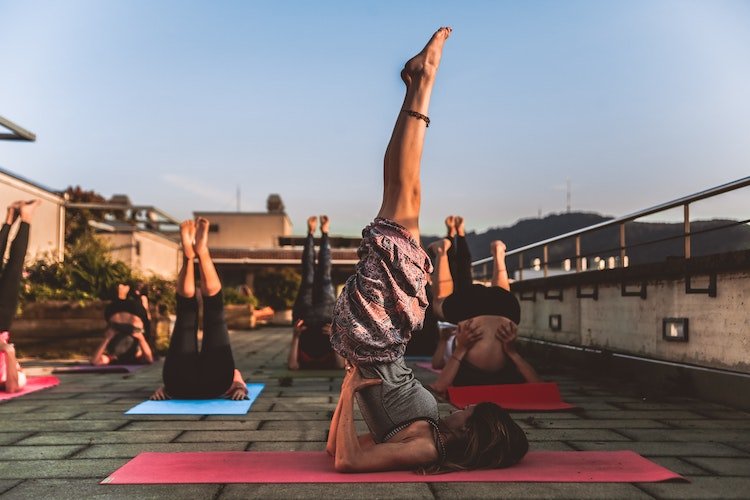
1, 0, 749, 236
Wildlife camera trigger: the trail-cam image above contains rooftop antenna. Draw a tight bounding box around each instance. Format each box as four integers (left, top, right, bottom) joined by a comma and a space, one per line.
566, 178, 571, 213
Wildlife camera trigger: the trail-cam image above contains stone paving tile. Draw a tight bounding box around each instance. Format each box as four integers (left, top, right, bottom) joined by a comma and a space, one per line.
76, 411, 202, 420
698, 409, 750, 419
0, 433, 31, 446
2, 409, 84, 420
525, 429, 632, 441
1, 479, 221, 500
618, 429, 750, 442
269, 402, 338, 411
528, 441, 577, 451
510, 412, 582, 420
647, 457, 712, 476
73, 442, 248, 459
531, 419, 668, 429
570, 441, 749, 457
176, 430, 327, 443
661, 419, 750, 429
615, 401, 731, 411
0, 445, 84, 460
431, 482, 652, 499
730, 442, 750, 453
220, 483, 434, 499
16, 430, 181, 446
0, 458, 128, 479
122, 420, 262, 431
0, 404, 43, 413
204, 411, 331, 421
637, 476, 750, 499
0, 480, 21, 495
0, 420, 125, 432
683, 457, 750, 476
581, 410, 705, 419
260, 420, 369, 433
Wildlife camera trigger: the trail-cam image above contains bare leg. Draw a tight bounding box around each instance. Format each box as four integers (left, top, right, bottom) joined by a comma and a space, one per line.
377, 27, 452, 241
177, 221, 196, 298
194, 217, 221, 296
455, 216, 465, 237
428, 238, 453, 320
491, 240, 510, 291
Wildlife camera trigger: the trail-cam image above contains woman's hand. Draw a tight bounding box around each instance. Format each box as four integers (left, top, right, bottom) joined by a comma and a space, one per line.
293, 319, 306, 338
150, 386, 169, 401
342, 363, 382, 394
0, 341, 15, 355
455, 319, 483, 353
493, 317, 518, 344
228, 381, 249, 400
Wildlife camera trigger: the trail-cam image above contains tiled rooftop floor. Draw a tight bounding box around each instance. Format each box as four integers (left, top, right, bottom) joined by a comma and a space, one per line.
1, 327, 749, 499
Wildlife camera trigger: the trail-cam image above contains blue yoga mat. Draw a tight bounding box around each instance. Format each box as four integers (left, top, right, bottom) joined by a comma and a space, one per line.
125, 383, 264, 415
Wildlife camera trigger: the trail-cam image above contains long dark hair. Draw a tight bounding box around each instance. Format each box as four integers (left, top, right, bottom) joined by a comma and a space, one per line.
422, 402, 529, 474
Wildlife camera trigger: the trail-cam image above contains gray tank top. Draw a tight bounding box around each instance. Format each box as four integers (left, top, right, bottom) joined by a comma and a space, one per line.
356, 358, 440, 443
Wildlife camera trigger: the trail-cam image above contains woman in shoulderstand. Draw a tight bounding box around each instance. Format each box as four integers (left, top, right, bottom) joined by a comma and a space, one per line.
150, 218, 247, 401
326, 28, 528, 473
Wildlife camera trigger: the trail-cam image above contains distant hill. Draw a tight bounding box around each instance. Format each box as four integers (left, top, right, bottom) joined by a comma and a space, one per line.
422, 212, 750, 272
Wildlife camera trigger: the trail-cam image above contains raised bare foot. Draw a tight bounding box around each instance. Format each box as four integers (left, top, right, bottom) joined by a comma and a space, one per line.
5, 202, 22, 225
307, 216, 317, 235
445, 216, 456, 238
491, 240, 507, 257
455, 216, 465, 237
428, 237, 452, 256
320, 215, 330, 235
401, 26, 452, 88
180, 220, 196, 260
194, 217, 210, 258
19, 199, 41, 223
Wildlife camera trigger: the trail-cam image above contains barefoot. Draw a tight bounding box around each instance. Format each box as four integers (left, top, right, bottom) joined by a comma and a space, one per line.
444, 216, 456, 238
319, 215, 329, 235
455, 216, 465, 237
428, 238, 451, 256
193, 217, 210, 258
19, 199, 41, 223
180, 220, 196, 260
491, 240, 507, 257
401, 27, 452, 87
5, 202, 22, 225
307, 216, 317, 235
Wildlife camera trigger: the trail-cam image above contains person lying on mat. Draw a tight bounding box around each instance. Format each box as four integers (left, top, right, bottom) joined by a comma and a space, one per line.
150, 218, 247, 401
91, 283, 154, 366
428, 232, 541, 394
326, 28, 528, 473
288, 215, 345, 371
0, 200, 40, 393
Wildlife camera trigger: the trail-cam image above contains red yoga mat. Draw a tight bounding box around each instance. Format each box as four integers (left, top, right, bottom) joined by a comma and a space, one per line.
0, 375, 60, 401
448, 382, 577, 411
101, 450, 683, 484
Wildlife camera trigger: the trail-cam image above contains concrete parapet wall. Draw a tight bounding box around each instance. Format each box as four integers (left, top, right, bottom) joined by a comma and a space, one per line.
512, 250, 750, 374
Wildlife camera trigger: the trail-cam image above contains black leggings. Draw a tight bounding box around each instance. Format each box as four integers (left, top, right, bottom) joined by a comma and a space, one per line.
447, 234, 472, 294
292, 233, 335, 325
162, 291, 235, 399
0, 222, 29, 332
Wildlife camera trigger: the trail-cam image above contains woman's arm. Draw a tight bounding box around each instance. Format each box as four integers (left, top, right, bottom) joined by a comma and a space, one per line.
503, 340, 542, 383
140, 295, 152, 320
334, 367, 437, 472
90, 329, 115, 366
287, 320, 304, 370
132, 331, 154, 364
1, 342, 21, 393
431, 325, 455, 369
429, 321, 482, 394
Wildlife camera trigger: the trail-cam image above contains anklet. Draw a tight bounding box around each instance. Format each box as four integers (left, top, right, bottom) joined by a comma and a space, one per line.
402, 109, 430, 127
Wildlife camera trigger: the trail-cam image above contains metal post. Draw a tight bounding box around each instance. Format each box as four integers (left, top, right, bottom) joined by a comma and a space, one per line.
543, 245, 549, 278
684, 204, 691, 259
518, 252, 524, 281
575, 236, 581, 272
619, 223, 626, 267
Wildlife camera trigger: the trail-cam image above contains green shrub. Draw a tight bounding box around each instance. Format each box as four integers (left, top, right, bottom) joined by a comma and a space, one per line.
223, 287, 259, 307
253, 268, 301, 310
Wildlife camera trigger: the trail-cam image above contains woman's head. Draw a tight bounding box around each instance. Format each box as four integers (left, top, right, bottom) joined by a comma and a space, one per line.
431, 402, 528, 473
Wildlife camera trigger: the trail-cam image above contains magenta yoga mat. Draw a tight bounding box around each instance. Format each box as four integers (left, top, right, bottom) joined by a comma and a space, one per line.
102, 450, 684, 484
0, 375, 60, 401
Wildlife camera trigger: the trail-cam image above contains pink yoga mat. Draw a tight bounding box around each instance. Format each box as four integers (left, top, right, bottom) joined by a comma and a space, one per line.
448, 382, 577, 411
102, 450, 683, 484
0, 375, 60, 401
415, 361, 441, 374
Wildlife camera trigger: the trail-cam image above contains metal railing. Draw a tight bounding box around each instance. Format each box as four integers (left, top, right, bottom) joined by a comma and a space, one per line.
471, 176, 750, 280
